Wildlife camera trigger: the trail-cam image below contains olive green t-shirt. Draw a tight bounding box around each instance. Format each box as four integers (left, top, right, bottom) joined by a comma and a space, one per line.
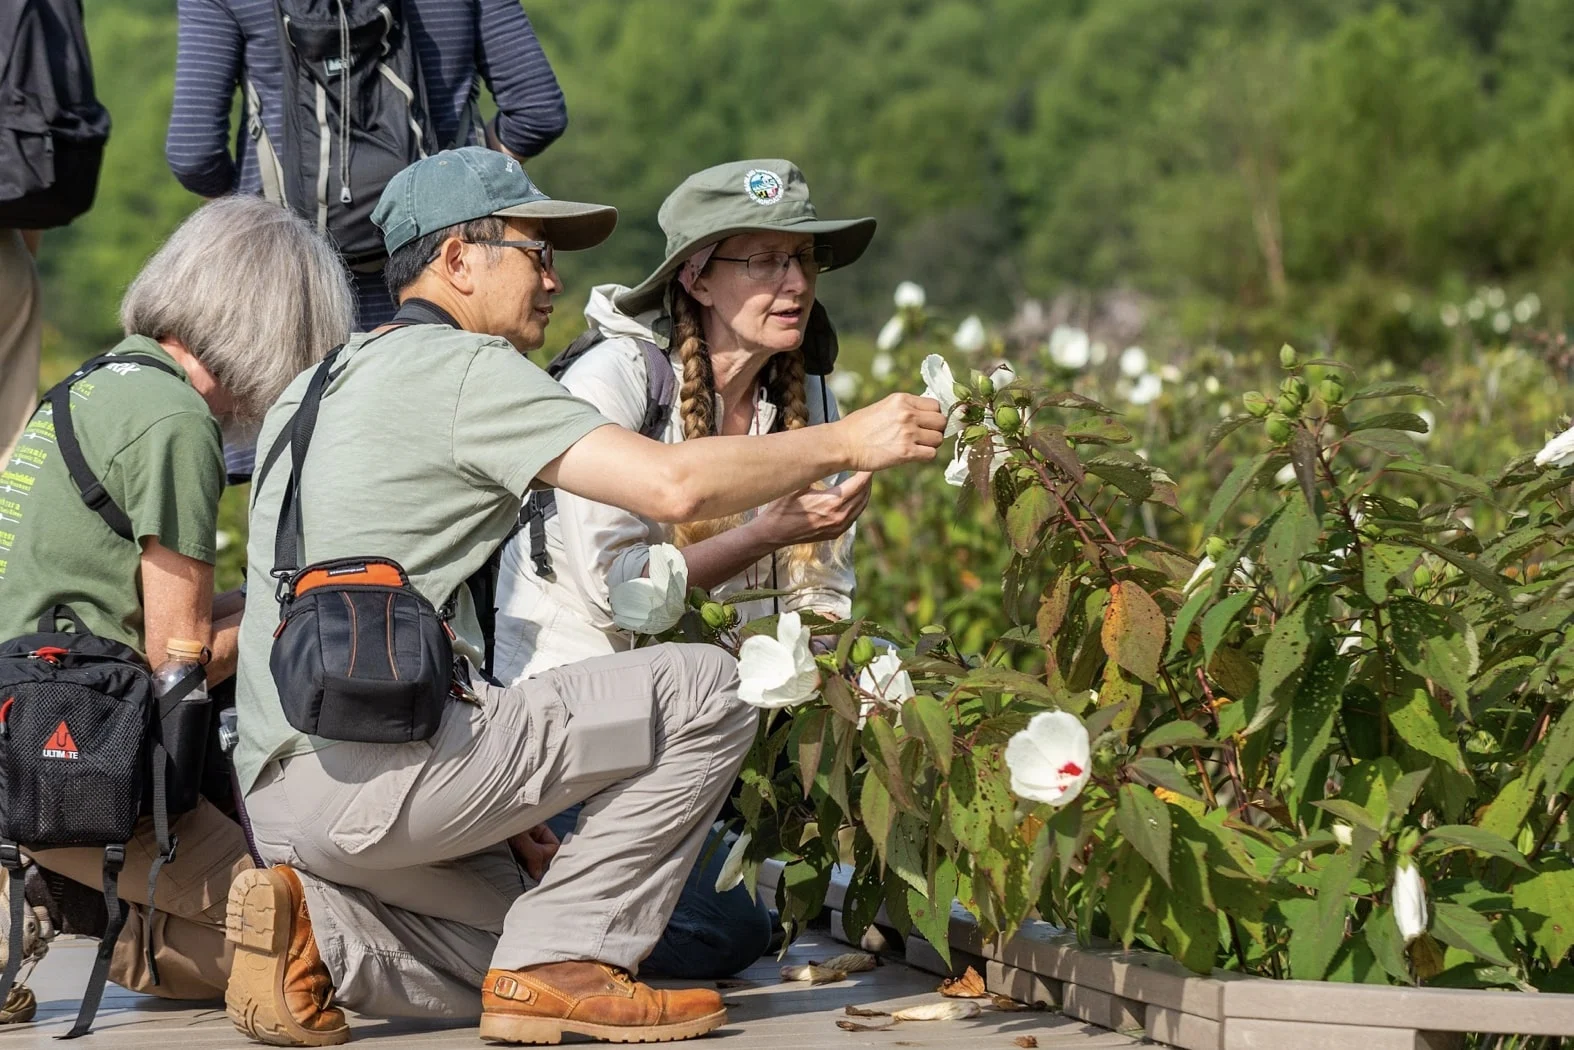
233, 323, 611, 793
0, 337, 224, 654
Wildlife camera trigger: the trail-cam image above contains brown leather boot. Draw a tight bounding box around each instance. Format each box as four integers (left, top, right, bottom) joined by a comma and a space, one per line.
479, 960, 726, 1044
225, 866, 350, 1046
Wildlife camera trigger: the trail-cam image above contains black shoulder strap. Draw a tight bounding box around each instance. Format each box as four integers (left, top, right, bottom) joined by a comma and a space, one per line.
61, 844, 127, 1038
271, 347, 343, 586
544, 328, 607, 380
635, 338, 675, 440
47, 353, 184, 543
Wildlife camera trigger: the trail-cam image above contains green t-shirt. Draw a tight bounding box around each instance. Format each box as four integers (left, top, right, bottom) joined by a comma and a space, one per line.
233, 323, 610, 792
0, 337, 224, 654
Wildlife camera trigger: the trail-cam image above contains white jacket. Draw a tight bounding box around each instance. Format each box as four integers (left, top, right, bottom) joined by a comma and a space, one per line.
491, 283, 856, 685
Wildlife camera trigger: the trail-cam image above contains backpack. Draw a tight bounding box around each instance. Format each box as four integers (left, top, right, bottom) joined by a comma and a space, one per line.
514, 329, 675, 583
0, 0, 111, 229
0, 353, 213, 1037
247, 0, 472, 269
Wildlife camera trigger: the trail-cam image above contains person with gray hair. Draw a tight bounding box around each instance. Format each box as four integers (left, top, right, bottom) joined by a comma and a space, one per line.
0, 195, 353, 1012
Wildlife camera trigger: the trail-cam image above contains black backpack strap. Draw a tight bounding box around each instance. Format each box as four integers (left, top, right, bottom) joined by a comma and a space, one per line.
140, 665, 202, 985
48, 353, 183, 543
61, 844, 127, 1039
0, 844, 26, 1021
523, 335, 674, 582
271, 347, 343, 590
36, 604, 89, 635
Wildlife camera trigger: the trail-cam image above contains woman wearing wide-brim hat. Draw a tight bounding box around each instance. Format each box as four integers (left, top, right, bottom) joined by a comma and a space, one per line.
491, 159, 875, 978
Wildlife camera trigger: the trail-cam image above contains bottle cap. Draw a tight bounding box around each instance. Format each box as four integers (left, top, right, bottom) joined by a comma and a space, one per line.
166, 638, 210, 663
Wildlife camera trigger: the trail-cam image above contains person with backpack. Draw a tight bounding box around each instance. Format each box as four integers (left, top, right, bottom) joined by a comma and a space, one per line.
225, 146, 943, 1047
0, 195, 355, 1029
489, 159, 874, 979
165, 0, 570, 330
0, 0, 115, 464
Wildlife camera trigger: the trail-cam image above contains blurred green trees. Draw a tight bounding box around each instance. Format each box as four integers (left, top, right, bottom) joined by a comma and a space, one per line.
36, 0, 1574, 366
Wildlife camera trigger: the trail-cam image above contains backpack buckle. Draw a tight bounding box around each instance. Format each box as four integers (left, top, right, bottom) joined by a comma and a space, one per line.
0, 844, 21, 872
79, 482, 113, 512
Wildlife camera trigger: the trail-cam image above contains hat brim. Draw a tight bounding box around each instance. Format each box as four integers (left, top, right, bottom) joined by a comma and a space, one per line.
614, 215, 876, 316
493, 199, 619, 252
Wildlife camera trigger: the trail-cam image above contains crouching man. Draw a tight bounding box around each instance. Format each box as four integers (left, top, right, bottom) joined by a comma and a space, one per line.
0, 197, 355, 1006
227, 147, 945, 1047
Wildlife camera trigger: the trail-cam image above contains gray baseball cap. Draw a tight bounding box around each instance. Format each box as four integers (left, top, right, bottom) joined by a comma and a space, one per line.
372, 147, 618, 256
615, 159, 876, 316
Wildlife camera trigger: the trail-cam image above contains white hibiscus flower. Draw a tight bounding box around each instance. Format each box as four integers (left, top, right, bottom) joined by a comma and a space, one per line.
1004, 711, 1092, 806
609, 544, 689, 634
738, 611, 821, 709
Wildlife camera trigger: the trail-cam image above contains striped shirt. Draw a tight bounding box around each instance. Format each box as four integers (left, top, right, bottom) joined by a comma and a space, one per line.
166, 0, 568, 325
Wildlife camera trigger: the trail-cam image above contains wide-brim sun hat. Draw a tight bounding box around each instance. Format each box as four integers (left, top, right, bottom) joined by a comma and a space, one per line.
614, 159, 876, 316
373, 147, 618, 257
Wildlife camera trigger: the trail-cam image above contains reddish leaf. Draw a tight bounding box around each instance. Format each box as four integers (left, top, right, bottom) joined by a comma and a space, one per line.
1101, 581, 1167, 685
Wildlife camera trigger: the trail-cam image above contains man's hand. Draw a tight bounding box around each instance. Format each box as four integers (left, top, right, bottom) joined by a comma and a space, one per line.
754, 472, 872, 548
833, 394, 946, 472
508, 823, 560, 882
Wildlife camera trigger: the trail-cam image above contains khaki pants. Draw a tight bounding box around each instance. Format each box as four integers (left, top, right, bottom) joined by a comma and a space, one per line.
0, 229, 41, 465
30, 798, 255, 999
244, 643, 755, 1020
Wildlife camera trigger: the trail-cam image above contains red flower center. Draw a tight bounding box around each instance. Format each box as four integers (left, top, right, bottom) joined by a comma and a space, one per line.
1058, 762, 1084, 777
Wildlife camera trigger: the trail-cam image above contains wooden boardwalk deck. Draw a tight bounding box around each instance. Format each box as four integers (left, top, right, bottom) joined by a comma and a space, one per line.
0, 933, 1141, 1049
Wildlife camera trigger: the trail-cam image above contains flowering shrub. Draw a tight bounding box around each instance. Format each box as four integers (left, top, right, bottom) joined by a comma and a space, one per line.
695, 288, 1574, 994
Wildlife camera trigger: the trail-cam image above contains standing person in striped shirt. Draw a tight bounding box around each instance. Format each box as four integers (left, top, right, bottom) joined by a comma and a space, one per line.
165, 0, 568, 331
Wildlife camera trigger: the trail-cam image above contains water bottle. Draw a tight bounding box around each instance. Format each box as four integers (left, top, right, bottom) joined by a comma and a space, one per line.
151, 638, 208, 700
151, 639, 211, 812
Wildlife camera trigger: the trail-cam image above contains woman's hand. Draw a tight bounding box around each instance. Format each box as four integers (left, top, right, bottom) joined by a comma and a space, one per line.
755, 472, 873, 548
834, 394, 945, 472
508, 823, 561, 881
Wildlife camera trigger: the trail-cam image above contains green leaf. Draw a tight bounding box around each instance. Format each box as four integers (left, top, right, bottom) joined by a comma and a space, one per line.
1065, 415, 1132, 445
901, 694, 954, 776
1347, 382, 1439, 404
1117, 784, 1173, 887
860, 770, 893, 869
1384, 676, 1467, 772
1103, 847, 1152, 947
1363, 542, 1417, 604
1382, 460, 1492, 502
1289, 429, 1322, 510
886, 811, 929, 898
1142, 720, 1210, 749
1101, 581, 1166, 685
1029, 428, 1084, 484
1386, 768, 1432, 820
822, 675, 861, 725
959, 666, 1063, 703
945, 755, 990, 854
1540, 707, 1574, 792
1288, 825, 1376, 979
1479, 774, 1538, 842
1345, 428, 1418, 457
1205, 452, 1269, 536
1365, 906, 1412, 983
1348, 411, 1431, 435
906, 858, 959, 967
1287, 647, 1348, 808
1006, 486, 1053, 556
865, 714, 918, 812
1247, 590, 1329, 735
795, 708, 826, 800
1265, 489, 1319, 594
1167, 583, 1212, 661
1412, 540, 1512, 602
1207, 414, 1256, 453
1386, 597, 1479, 703
1421, 826, 1528, 869
1201, 590, 1254, 665
1158, 832, 1218, 974
1310, 799, 1380, 831
1512, 868, 1574, 964
1130, 756, 1203, 801
1430, 902, 1512, 967
1085, 455, 1155, 502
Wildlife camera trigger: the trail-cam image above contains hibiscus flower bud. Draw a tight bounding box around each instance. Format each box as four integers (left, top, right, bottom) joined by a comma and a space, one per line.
995, 405, 1021, 434
1242, 391, 1271, 417
700, 602, 732, 629
851, 636, 876, 667
1204, 536, 1229, 560
974, 374, 995, 398
1280, 343, 1299, 369
1265, 413, 1294, 443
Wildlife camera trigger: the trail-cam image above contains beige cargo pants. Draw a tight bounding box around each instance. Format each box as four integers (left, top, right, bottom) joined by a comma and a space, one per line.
244, 643, 755, 1020
0, 229, 41, 466
30, 799, 255, 999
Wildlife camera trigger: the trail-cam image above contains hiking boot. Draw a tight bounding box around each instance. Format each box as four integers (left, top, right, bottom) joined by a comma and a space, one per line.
225, 866, 349, 1047
479, 960, 726, 1044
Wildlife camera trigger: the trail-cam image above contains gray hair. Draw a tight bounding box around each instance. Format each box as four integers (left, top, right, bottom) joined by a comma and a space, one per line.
120, 196, 354, 421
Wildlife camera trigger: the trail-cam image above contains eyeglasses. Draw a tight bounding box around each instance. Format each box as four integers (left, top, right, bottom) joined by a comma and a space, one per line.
470, 238, 555, 273
709, 244, 834, 282
428, 238, 555, 272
